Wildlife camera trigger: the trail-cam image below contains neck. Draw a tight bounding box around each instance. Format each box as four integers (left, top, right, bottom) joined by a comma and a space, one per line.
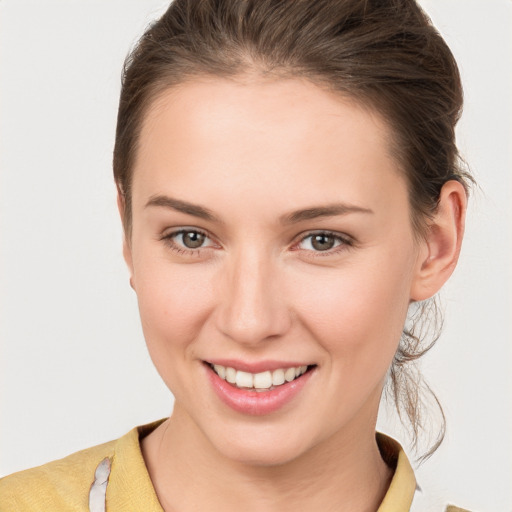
142, 404, 392, 512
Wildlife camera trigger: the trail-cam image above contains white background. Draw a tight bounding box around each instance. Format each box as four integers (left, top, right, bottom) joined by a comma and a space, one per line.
0, 1, 510, 510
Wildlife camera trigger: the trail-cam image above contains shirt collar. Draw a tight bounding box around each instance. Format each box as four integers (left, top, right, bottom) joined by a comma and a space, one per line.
105, 419, 166, 511
376, 432, 417, 512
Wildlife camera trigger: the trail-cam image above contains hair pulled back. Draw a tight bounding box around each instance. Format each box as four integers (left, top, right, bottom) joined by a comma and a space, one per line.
114, 0, 472, 461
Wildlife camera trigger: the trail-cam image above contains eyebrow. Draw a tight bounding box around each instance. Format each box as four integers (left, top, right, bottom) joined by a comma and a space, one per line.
279, 204, 374, 224
145, 194, 373, 224
145, 195, 223, 223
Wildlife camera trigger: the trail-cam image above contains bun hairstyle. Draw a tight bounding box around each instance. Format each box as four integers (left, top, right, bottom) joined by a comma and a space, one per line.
114, 0, 473, 461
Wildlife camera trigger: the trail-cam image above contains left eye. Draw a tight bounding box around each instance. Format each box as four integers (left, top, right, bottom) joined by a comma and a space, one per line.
165, 229, 215, 250
298, 232, 349, 252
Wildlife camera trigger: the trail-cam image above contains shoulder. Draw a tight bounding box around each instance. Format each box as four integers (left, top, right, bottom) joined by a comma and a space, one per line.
0, 438, 116, 511
411, 488, 474, 512
0, 419, 166, 512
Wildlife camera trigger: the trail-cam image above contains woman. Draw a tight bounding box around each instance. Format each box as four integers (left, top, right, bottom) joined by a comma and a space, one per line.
0, 0, 476, 510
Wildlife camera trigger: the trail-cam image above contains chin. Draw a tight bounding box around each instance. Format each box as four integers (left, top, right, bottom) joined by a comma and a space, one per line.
205, 421, 322, 467
220, 440, 307, 467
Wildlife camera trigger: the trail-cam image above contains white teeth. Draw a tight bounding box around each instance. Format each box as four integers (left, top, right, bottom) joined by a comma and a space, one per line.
272, 369, 285, 386
235, 370, 253, 388
253, 371, 272, 389
225, 367, 236, 384
213, 364, 226, 380
284, 367, 296, 382
211, 364, 311, 390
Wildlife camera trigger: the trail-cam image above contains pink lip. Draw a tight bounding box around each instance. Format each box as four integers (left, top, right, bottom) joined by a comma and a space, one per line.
206, 359, 310, 374
204, 363, 314, 416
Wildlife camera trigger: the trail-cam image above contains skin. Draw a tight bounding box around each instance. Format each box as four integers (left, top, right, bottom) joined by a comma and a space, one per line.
120, 77, 466, 512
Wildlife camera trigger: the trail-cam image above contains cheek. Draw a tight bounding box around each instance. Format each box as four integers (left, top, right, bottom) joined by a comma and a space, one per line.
133, 250, 215, 358
290, 254, 413, 372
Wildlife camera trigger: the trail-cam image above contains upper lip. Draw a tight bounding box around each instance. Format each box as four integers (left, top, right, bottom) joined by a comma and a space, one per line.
204, 359, 313, 374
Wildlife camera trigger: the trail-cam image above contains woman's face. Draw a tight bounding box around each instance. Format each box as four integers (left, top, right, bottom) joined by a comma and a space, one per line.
126, 77, 426, 465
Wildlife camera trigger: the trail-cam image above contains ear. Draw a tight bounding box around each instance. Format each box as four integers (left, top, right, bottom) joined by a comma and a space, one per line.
410, 180, 467, 301
116, 185, 135, 290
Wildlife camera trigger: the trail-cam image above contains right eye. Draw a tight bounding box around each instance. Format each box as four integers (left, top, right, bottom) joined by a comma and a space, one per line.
161, 228, 217, 255
293, 230, 354, 257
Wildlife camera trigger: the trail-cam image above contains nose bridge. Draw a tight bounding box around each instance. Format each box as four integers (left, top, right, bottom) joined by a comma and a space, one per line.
216, 245, 290, 345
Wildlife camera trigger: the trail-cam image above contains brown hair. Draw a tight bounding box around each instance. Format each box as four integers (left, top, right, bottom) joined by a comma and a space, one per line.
113, 0, 472, 461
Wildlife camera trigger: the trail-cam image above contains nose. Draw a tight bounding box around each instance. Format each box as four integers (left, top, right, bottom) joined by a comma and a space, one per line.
214, 248, 291, 346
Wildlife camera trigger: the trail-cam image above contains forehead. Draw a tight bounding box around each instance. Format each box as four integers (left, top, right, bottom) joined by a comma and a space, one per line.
138, 76, 393, 160
132, 77, 406, 218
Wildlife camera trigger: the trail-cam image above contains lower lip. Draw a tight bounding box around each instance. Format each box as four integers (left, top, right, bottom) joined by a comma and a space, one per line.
205, 364, 314, 416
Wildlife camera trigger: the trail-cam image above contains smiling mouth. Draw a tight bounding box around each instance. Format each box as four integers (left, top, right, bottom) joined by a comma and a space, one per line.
206, 363, 315, 392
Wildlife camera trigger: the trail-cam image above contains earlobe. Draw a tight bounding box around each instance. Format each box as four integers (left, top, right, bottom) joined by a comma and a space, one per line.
116, 186, 135, 290
410, 180, 467, 301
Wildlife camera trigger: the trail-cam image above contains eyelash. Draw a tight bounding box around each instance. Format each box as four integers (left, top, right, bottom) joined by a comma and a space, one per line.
294, 231, 354, 257
160, 229, 214, 257
160, 229, 353, 258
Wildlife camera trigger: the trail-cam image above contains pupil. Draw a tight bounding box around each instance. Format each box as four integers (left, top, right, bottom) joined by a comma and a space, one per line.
183, 231, 205, 248
312, 234, 334, 251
